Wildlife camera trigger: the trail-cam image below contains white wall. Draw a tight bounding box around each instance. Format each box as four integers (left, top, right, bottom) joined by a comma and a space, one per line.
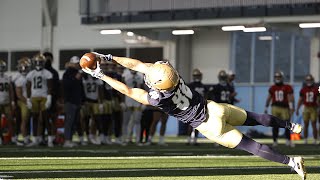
192, 29, 231, 84
0, 0, 42, 50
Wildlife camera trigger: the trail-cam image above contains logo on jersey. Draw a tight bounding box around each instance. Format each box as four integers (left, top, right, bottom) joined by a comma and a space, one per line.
149, 91, 160, 100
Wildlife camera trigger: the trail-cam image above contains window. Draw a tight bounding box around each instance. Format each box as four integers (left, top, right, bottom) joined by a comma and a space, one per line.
294, 35, 310, 82
11, 51, 39, 71
59, 49, 90, 70
234, 32, 252, 83
254, 32, 272, 83
129, 47, 163, 63
93, 48, 126, 57
274, 32, 291, 82
232, 31, 310, 83
0, 52, 8, 71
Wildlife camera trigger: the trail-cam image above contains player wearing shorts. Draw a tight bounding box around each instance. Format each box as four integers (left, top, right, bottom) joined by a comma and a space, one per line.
26, 54, 53, 147
296, 74, 319, 145
0, 60, 15, 145
265, 71, 295, 147
82, 52, 306, 179
14, 57, 32, 145
82, 73, 104, 144
122, 69, 144, 144
186, 68, 208, 145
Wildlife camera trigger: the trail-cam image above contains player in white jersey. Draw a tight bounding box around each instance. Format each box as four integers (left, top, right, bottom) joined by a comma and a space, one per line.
82, 74, 104, 144
0, 59, 15, 145
122, 69, 144, 144
14, 57, 32, 145
26, 54, 54, 147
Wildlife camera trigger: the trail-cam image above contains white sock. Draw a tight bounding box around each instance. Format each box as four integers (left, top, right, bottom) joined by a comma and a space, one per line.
288, 158, 294, 167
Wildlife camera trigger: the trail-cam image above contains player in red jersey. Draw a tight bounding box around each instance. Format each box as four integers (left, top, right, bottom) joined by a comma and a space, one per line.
296, 74, 319, 145
265, 71, 295, 147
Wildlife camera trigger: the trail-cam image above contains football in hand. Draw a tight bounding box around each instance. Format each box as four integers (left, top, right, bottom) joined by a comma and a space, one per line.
80, 53, 100, 70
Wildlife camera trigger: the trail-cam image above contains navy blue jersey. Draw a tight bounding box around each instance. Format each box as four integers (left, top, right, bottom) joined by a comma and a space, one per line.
113, 73, 124, 99
147, 78, 207, 128
207, 83, 234, 103
188, 81, 208, 97
103, 72, 114, 100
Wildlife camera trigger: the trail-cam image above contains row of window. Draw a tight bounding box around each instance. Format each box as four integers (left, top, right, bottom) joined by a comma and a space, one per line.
232, 31, 311, 83
0, 47, 163, 71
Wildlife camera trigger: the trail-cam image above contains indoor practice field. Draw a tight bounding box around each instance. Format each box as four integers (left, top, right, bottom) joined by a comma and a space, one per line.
0, 137, 319, 180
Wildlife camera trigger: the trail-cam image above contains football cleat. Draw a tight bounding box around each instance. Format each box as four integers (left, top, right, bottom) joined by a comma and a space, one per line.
290, 123, 302, 134
291, 157, 306, 180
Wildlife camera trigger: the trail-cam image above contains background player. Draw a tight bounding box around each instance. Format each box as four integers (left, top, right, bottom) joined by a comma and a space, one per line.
296, 74, 319, 145
26, 54, 54, 147
14, 57, 32, 145
81, 52, 306, 179
208, 70, 235, 104
265, 71, 295, 147
186, 68, 208, 145
0, 59, 15, 145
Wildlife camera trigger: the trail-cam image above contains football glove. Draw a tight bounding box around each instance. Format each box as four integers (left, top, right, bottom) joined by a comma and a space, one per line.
92, 52, 113, 62
99, 103, 104, 113
45, 95, 52, 109
27, 98, 32, 109
82, 61, 105, 79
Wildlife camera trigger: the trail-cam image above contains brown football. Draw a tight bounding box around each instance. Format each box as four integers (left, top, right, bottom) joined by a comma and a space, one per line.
79, 53, 100, 69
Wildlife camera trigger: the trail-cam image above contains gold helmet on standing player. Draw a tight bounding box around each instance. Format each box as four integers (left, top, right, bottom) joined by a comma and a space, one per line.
218, 70, 228, 85
0, 59, 6, 76
144, 61, 179, 91
17, 57, 31, 75
304, 74, 314, 87
192, 68, 202, 82
32, 53, 46, 71
274, 71, 284, 85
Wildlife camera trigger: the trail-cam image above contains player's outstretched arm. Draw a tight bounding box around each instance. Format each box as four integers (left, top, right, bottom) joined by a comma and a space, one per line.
93, 52, 152, 75
82, 65, 150, 105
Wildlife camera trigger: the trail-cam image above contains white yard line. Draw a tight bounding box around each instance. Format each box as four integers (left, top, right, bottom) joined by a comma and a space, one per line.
0, 155, 318, 160
0, 166, 308, 174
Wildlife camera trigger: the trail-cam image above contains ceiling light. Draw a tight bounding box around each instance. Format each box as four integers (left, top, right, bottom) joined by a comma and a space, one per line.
243, 27, 266, 32
221, 26, 245, 31
100, 29, 122, 35
258, 36, 273, 41
127, 31, 134, 36
172, 30, 194, 35
299, 23, 320, 28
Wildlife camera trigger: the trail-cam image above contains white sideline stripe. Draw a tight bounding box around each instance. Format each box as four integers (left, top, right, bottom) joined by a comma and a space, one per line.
0, 155, 318, 160
0, 166, 302, 174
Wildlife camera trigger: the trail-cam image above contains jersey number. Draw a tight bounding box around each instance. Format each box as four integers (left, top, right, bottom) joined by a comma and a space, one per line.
275, 90, 284, 101
87, 83, 97, 93
33, 77, 43, 89
0, 83, 9, 92
305, 92, 314, 102
172, 80, 193, 110
221, 91, 230, 101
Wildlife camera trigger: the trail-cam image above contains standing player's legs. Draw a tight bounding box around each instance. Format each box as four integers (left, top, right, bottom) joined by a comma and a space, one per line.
18, 101, 30, 144
154, 110, 168, 145
304, 107, 318, 144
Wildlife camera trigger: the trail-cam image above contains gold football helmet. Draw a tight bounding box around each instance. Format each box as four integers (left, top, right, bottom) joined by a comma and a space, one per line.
0, 59, 6, 75
274, 71, 284, 84
192, 68, 202, 82
17, 57, 31, 75
145, 61, 179, 91
304, 74, 314, 86
32, 53, 46, 71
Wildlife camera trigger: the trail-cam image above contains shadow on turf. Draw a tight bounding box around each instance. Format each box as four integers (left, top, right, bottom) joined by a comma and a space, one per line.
4, 167, 319, 179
